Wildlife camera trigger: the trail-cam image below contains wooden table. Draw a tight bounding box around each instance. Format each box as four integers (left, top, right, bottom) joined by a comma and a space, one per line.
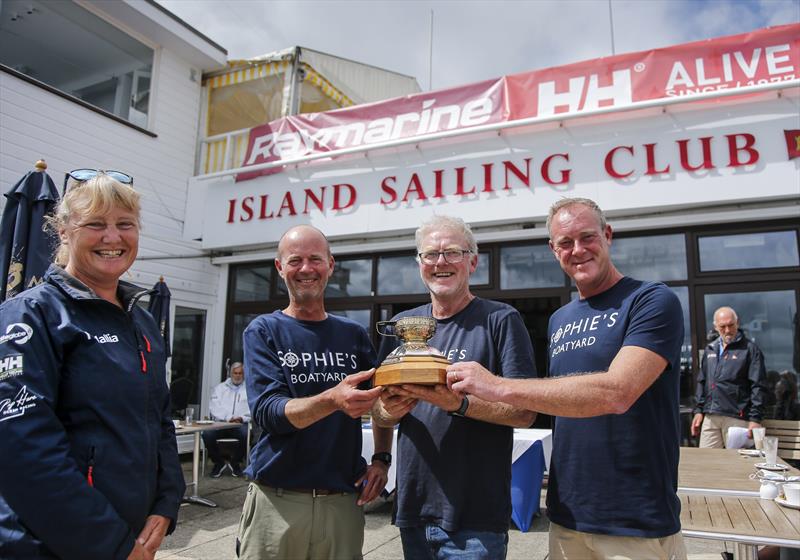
680, 493, 800, 559
678, 447, 800, 559
176, 421, 237, 507
679, 447, 800, 496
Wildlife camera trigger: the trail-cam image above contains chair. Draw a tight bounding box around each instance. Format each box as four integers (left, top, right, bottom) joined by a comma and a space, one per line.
763, 419, 800, 461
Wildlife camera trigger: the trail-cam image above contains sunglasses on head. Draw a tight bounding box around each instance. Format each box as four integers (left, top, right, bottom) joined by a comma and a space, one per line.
63, 169, 134, 194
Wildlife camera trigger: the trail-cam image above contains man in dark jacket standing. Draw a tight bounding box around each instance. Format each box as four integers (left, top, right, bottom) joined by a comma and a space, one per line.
691, 306, 768, 448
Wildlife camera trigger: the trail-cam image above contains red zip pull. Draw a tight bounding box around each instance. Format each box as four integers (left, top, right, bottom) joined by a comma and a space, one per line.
143, 334, 151, 353
87, 465, 94, 487
140, 351, 148, 373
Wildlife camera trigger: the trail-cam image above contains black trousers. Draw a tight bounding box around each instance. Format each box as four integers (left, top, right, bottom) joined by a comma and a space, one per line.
202, 423, 248, 466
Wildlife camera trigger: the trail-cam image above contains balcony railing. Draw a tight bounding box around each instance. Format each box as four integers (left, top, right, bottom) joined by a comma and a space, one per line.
198, 127, 251, 175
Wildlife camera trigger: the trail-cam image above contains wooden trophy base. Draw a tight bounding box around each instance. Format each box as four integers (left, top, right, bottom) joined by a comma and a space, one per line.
374, 356, 451, 386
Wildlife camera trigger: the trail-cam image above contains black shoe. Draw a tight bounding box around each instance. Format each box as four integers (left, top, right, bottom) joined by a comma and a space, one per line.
210, 463, 225, 478
231, 463, 243, 478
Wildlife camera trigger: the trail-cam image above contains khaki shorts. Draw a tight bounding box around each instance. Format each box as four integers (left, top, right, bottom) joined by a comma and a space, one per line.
549, 521, 687, 560
699, 414, 750, 449
237, 482, 364, 560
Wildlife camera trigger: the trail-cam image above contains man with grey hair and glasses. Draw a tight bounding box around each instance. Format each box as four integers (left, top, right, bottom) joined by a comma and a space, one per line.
373, 214, 537, 560
447, 198, 686, 560
691, 305, 767, 448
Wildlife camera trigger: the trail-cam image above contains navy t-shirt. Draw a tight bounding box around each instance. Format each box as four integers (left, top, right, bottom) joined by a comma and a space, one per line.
546, 278, 683, 538
243, 311, 377, 492
378, 297, 536, 532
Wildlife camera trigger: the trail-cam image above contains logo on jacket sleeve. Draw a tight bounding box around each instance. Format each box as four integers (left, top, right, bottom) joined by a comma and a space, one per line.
0, 354, 24, 382
0, 385, 39, 422
0, 323, 33, 345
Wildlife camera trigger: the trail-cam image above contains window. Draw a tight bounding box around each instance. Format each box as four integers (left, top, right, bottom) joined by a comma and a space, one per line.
0, 1, 154, 127
233, 265, 271, 302
703, 290, 797, 374
698, 231, 799, 272
500, 244, 564, 289
207, 74, 284, 136
326, 259, 372, 298
469, 251, 490, 286
329, 309, 371, 331
612, 234, 687, 281
377, 254, 427, 295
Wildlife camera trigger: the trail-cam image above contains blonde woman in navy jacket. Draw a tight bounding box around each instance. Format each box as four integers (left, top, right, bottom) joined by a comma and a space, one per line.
0, 171, 184, 560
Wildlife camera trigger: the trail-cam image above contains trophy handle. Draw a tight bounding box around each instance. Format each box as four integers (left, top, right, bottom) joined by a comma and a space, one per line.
375, 320, 397, 338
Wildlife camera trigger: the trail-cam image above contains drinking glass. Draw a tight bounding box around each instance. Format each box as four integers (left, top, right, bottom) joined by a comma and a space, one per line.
762, 435, 779, 466
752, 427, 766, 450
185, 407, 195, 426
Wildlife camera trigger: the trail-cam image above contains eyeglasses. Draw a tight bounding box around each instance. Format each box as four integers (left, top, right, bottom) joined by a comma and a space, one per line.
417, 249, 472, 265
63, 168, 134, 194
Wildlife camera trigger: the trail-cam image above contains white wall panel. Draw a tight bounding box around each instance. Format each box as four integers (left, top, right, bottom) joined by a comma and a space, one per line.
0, 37, 221, 380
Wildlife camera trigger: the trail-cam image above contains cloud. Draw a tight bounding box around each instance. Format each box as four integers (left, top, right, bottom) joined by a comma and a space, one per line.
158, 0, 799, 91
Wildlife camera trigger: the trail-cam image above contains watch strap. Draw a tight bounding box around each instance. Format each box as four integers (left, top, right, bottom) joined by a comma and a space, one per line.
448, 396, 470, 417
371, 452, 392, 466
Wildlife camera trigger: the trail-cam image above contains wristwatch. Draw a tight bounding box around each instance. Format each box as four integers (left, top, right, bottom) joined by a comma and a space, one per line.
371, 452, 392, 467
448, 396, 470, 417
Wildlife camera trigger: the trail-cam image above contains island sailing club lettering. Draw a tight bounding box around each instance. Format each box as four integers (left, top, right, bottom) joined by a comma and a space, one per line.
225, 131, 764, 223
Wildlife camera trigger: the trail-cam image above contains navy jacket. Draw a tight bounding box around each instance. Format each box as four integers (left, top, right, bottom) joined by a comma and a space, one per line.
0, 265, 184, 560
694, 330, 768, 422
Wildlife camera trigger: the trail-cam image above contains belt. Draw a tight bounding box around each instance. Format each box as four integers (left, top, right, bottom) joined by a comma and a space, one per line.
261, 484, 344, 498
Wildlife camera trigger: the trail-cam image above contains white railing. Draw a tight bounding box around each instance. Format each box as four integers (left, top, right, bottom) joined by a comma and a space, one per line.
197, 127, 251, 175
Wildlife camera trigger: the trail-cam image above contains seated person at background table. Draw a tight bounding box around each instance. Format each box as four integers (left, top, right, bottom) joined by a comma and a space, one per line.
372, 215, 537, 560
203, 361, 250, 478
691, 306, 768, 448
774, 370, 800, 421
0, 170, 184, 560
447, 198, 686, 560
238, 225, 392, 560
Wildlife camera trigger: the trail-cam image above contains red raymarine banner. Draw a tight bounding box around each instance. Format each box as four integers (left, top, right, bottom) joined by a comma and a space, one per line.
238, 24, 799, 181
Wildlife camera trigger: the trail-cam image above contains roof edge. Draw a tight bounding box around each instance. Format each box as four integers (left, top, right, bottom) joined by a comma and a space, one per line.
145, 0, 227, 55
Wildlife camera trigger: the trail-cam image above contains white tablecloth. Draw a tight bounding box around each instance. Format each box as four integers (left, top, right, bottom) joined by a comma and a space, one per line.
512, 428, 552, 471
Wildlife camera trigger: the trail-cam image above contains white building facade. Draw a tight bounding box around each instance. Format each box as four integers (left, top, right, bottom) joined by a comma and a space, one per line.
0, 0, 227, 419
186, 24, 800, 424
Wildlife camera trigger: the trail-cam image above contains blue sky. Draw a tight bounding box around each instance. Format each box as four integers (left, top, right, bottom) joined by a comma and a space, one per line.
159, 0, 799, 91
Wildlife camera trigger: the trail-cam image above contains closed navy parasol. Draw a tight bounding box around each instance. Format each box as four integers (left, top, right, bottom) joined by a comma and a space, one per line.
0, 160, 59, 302
148, 277, 172, 358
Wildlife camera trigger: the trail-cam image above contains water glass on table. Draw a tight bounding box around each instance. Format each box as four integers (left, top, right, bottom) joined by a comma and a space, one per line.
185, 407, 195, 426
752, 427, 766, 450
762, 435, 779, 466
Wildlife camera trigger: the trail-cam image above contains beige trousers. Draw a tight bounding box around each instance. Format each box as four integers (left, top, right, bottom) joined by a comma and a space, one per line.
549, 521, 687, 560
699, 414, 750, 448
237, 482, 364, 560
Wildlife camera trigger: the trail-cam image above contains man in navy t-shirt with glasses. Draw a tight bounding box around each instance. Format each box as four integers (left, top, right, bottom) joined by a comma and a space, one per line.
372, 215, 537, 560
238, 225, 393, 560
448, 198, 686, 560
